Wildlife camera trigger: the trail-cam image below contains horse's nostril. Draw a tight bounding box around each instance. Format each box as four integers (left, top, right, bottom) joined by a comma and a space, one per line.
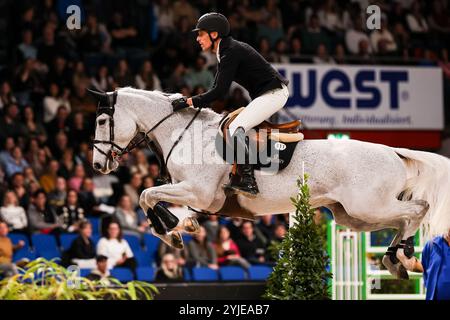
93, 162, 102, 170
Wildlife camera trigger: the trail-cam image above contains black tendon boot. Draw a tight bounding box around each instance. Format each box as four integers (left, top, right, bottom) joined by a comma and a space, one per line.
223, 127, 259, 197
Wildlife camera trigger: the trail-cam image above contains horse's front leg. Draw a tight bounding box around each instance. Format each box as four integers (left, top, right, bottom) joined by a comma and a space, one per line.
139, 181, 203, 248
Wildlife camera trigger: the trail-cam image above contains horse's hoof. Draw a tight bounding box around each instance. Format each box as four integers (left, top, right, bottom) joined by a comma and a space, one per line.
151, 229, 184, 249
169, 231, 184, 249
382, 255, 409, 280
183, 217, 200, 234
396, 264, 409, 280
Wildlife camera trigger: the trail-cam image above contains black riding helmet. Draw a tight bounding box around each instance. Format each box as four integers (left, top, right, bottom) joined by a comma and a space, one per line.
192, 12, 230, 46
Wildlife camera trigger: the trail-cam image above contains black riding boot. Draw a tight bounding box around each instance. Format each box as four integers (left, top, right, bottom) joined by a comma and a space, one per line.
223, 127, 259, 197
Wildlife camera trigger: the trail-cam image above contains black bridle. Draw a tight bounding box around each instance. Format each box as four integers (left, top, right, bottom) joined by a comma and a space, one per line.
92, 90, 201, 177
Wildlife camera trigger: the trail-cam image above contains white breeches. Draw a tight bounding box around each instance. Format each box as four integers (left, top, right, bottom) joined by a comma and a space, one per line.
228, 83, 289, 136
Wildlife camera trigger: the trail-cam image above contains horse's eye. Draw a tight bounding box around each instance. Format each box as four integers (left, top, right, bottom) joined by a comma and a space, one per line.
98, 119, 106, 126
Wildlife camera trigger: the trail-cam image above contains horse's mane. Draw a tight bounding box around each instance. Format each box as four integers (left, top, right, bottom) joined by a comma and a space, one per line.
118, 87, 224, 124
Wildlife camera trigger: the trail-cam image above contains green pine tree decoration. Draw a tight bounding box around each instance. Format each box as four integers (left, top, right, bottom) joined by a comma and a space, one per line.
264, 174, 331, 300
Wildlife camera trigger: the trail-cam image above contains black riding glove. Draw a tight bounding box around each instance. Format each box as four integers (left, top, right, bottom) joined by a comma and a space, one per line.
172, 97, 190, 111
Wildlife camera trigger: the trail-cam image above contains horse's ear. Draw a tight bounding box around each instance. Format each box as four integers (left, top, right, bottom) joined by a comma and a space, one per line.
87, 88, 108, 105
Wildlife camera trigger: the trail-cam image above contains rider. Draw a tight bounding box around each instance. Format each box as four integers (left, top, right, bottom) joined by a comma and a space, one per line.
172, 12, 289, 197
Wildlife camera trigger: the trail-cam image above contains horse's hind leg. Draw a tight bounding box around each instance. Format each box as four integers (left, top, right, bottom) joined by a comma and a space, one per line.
343, 198, 429, 279
396, 200, 429, 273
381, 222, 409, 280
327, 203, 408, 278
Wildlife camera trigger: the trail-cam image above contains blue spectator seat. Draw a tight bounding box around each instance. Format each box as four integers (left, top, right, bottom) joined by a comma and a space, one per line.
13, 248, 36, 263
39, 250, 61, 261
248, 266, 273, 281
88, 217, 101, 235
183, 267, 191, 281
8, 233, 30, 250
124, 234, 141, 252
143, 234, 160, 261
191, 267, 219, 281
60, 233, 78, 251
136, 267, 155, 282
111, 267, 134, 283
80, 269, 91, 278
31, 234, 59, 255
219, 266, 246, 281
91, 234, 101, 246
135, 250, 153, 267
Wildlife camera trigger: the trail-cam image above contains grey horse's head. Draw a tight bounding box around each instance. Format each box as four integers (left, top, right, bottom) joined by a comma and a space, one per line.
89, 89, 138, 174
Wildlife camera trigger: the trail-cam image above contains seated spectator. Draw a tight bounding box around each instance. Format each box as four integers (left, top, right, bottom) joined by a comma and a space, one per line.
96, 221, 136, 273
80, 14, 111, 54
27, 189, 63, 235
186, 226, 218, 269
20, 106, 47, 143
113, 59, 134, 87
317, 0, 346, 34
130, 150, 149, 177
300, 13, 331, 54
86, 255, 111, 283
0, 221, 25, 277
236, 221, 267, 265
58, 189, 85, 233
123, 172, 142, 209
46, 105, 71, 141
3, 146, 29, 178
0, 82, 17, 113
155, 253, 184, 283
257, 37, 273, 62
0, 191, 28, 234
345, 18, 372, 55
17, 29, 37, 61
39, 160, 59, 193
68, 164, 86, 192
370, 17, 398, 55
114, 195, 147, 237
0, 137, 15, 168
227, 218, 244, 242
257, 215, 275, 244
334, 43, 346, 64
271, 39, 290, 63
0, 104, 24, 143
91, 66, 114, 92
69, 81, 97, 122
63, 220, 96, 269
203, 214, 219, 242
272, 223, 287, 243
257, 16, 285, 48
58, 149, 75, 180
68, 112, 91, 146
78, 177, 100, 216
184, 55, 214, 90
47, 176, 67, 212
157, 241, 187, 267
109, 12, 138, 49
427, 0, 450, 46
407, 1, 429, 34
313, 43, 336, 64
215, 226, 250, 270
43, 83, 71, 124
135, 60, 162, 91
10, 172, 29, 209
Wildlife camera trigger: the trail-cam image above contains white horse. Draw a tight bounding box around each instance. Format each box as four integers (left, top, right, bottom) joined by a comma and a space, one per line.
91, 87, 450, 279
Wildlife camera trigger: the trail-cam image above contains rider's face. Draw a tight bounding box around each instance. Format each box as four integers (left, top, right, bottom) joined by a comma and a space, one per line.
196, 30, 218, 51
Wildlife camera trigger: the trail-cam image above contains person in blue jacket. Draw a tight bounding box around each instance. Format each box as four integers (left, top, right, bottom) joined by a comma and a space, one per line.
421, 232, 450, 300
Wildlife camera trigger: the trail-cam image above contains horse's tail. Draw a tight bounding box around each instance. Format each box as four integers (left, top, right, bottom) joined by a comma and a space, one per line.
394, 147, 450, 240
